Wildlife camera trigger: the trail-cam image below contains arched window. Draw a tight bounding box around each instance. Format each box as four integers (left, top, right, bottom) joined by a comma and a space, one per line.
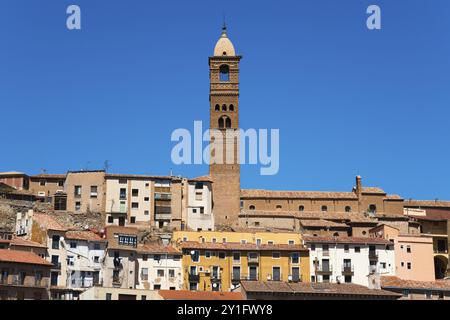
299, 205, 304, 211
219, 65, 230, 82
225, 117, 231, 128
229, 104, 234, 111
333, 232, 339, 237
368, 204, 377, 214
249, 205, 255, 210
345, 206, 351, 213
321, 206, 328, 212
222, 104, 227, 111
215, 104, 220, 111
276, 205, 282, 210
218, 118, 224, 128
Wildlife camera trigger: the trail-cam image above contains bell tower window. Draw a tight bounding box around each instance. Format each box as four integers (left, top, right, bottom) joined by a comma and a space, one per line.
215, 104, 220, 111
225, 117, 231, 128
222, 104, 227, 111
219, 65, 230, 82
229, 104, 234, 111
218, 118, 224, 128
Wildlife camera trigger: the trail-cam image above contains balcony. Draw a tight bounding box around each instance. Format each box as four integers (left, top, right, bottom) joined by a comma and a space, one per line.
0, 276, 49, 288
288, 275, 301, 283
189, 273, 200, 283
341, 265, 354, 275
368, 252, 378, 261
210, 275, 221, 283
316, 266, 333, 275
51, 262, 61, 269
248, 255, 259, 264
113, 258, 123, 269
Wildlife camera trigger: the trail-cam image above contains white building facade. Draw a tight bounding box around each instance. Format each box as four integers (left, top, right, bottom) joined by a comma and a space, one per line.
185, 178, 214, 231
135, 244, 183, 291
303, 236, 396, 287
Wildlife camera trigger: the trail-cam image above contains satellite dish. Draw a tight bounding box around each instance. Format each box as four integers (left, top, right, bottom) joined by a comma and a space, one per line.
212, 283, 217, 288
190, 250, 195, 255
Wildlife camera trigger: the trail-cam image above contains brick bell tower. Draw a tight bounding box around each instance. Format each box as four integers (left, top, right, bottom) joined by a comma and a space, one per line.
209, 24, 242, 227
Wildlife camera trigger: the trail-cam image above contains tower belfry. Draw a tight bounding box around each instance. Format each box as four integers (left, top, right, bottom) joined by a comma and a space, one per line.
209, 25, 242, 227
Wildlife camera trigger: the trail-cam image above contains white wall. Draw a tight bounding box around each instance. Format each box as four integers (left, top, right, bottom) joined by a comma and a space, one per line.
307, 242, 395, 287
186, 182, 214, 231
136, 253, 183, 290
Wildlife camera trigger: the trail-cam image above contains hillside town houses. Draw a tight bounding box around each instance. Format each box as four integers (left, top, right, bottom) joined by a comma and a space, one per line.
0, 26, 449, 300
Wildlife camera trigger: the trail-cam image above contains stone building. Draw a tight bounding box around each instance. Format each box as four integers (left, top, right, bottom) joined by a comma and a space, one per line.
65, 170, 105, 214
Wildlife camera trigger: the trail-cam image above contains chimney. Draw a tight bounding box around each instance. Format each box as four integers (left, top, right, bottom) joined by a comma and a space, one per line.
355, 175, 362, 195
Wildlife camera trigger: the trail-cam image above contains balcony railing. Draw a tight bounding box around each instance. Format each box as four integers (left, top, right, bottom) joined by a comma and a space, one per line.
189, 273, 200, 283
316, 265, 333, 275
342, 265, 354, 275
368, 252, 378, 261
248, 256, 259, 264
434, 249, 448, 254
0, 276, 49, 288
51, 262, 61, 269
322, 251, 330, 257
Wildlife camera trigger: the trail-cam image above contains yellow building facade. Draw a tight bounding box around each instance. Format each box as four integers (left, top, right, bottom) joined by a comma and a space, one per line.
172, 231, 310, 292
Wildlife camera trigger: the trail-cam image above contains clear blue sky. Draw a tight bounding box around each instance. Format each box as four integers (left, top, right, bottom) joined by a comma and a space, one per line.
1, 0, 449, 200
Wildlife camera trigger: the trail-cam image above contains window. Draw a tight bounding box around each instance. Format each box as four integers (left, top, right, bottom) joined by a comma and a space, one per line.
154, 254, 161, 261
191, 251, 199, 262
288, 240, 295, 245
58, 181, 64, 187
169, 269, 175, 278
249, 205, 255, 210
218, 117, 224, 128
52, 235, 60, 249
107, 216, 114, 223
268, 241, 274, 245
218, 252, 226, 259
157, 269, 164, 277
240, 240, 247, 244
94, 256, 99, 263
94, 243, 100, 250
90, 186, 98, 198
310, 244, 315, 251
106, 293, 112, 300
205, 251, 211, 259
120, 188, 126, 199
425, 291, 432, 299
132, 189, 139, 197
354, 246, 360, 253
219, 65, 230, 82
222, 104, 227, 111
299, 205, 304, 211
401, 262, 405, 267
74, 186, 82, 197
200, 207, 204, 214
344, 275, 352, 283
368, 204, 377, 214
272, 252, 281, 259
402, 290, 409, 297
345, 206, 351, 212
131, 202, 139, 209
276, 205, 282, 210
225, 117, 231, 128
380, 262, 386, 269
233, 252, 241, 262
321, 206, 328, 212
344, 245, 349, 253
75, 202, 81, 211
406, 246, 411, 253
291, 253, 299, 264
154, 284, 161, 290
70, 242, 77, 249
144, 210, 149, 215
118, 235, 137, 247
215, 104, 220, 111
229, 104, 234, 111
407, 262, 412, 270
141, 295, 146, 300
333, 232, 339, 237
119, 179, 127, 184
144, 197, 149, 202
222, 238, 227, 244
141, 268, 148, 281
212, 238, 217, 243
40, 180, 46, 186
272, 267, 281, 281
130, 217, 136, 224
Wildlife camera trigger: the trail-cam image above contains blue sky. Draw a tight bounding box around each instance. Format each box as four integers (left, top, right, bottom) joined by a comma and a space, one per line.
1, 0, 449, 200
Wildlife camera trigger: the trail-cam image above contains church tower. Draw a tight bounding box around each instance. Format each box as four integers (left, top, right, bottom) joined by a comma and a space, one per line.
209, 25, 241, 227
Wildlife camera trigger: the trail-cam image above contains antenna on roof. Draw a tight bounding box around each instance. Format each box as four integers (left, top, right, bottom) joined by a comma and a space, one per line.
40, 168, 47, 174
170, 168, 173, 176
104, 160, 110, 173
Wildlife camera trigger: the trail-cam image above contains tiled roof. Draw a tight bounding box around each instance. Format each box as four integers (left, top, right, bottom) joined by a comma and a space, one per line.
10, 238, 47, 248
299, 219, 349, 228
239, 210, 377, 223
241, 189, 358, 200
137, 244, 181, 255
65, 230, 106, 242
30, 174, 66, 179
361, 187, 386, 194
303, 236, 392, 245
180, 241, 308, 252
158, 290, 243, 300
189, 175, 213, 183
105, 173, 177, 180
105, 226, 139, 251
0, 249, 52, 266
404, 200, 450, 208
241, 281, 401, 298
33, 213, 67, 231
0, 171, 26, 176
381, 276, 450, 291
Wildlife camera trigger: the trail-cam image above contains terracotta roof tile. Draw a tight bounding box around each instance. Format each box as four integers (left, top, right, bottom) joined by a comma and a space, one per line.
0, 249, 52, 266
33, 213, 67, 231
137, 244, 181, 255
180, 241, 308, 252
65, 230, 106, 242
189, 175, 213, 183
303, 236, 392, 245
10, 238, 47, 248
404, 200, 450, 208
240, 210, 377, 223
241, 281, 400, 297
158, 290, 243, 300
241, 189, 358, 200
299, 219, 349, 228
381, 276, 450, 291
30, 174, 66, 179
